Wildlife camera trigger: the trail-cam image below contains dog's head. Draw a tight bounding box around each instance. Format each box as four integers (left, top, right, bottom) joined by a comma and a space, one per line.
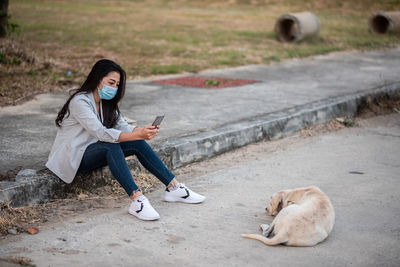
266, 190, 287, 216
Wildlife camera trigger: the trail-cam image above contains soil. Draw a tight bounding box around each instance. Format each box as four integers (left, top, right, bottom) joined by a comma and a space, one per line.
0, 172, 164, 236
0, 166, 22, 182
0, 38, 102, 107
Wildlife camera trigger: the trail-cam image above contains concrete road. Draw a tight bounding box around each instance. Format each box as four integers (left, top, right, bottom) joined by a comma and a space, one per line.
1, 113, 399, 267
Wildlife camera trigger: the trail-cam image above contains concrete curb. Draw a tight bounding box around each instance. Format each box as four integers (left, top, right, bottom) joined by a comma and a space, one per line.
152, 81, 400, 169
0, 172, 60, 207
1, 82, 399, 207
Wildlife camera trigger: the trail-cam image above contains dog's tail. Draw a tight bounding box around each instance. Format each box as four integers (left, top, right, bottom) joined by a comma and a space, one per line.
241, 233, 288, 246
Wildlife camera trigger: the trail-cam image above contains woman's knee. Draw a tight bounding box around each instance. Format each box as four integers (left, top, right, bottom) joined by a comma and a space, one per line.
122, 140, 149, 150
99, 142, 124, 154
120, 140, 152, 157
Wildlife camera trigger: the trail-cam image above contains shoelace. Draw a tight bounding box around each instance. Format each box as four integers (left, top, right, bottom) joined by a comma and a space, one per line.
169, 182, 186, 191
135, 195, 147, 203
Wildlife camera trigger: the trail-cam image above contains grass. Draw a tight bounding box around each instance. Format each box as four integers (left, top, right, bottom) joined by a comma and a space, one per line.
1, 0, 400, 105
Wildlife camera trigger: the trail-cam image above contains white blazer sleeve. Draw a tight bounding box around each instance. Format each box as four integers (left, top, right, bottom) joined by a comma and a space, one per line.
69, 96, 122, 143
114, 114, 136, 132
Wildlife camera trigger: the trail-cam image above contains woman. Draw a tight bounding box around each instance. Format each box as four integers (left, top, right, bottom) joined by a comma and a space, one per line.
46, 59, 205, 221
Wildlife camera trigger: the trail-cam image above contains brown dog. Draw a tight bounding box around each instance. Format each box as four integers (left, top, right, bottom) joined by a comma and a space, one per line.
242, 186, 335, 246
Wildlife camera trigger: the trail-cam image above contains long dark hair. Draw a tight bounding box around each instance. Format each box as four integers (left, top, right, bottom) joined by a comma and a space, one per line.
55, 59, 126, 128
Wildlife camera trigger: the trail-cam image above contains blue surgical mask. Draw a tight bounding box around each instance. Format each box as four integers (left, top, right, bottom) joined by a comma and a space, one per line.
98, 84, 118, 100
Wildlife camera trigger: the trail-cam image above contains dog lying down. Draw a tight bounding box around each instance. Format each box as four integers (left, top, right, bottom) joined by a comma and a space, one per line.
242, 186, 335, 246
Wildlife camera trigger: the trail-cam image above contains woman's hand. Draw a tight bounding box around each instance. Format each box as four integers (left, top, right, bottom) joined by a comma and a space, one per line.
118, 125, 161, 142
137, 125, 160, 140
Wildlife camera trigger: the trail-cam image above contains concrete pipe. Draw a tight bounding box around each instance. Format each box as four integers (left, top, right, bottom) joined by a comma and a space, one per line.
274, 12, 320, 43
369, 11, 400, 34
274, 12, 320, 42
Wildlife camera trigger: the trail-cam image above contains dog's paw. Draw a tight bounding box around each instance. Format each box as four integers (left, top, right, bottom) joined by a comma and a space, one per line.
260, 224, 270, 232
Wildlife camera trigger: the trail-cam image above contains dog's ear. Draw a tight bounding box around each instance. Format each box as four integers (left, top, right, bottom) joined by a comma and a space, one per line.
276, 192, 284, 213
267, 191, 284, 216
277, 194, 283, 212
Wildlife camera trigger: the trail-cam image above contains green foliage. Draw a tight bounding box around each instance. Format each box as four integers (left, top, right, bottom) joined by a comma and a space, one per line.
151, 64, 180, 75
263, 55, 280, 63
0, 53, 22, 65
28, 68, 36, 77
0, 53, 7, 64
343, 117, 356, 128
150, 63, 199, 75
337, 116, 357, 127
1, 10, 20, 37
285, 46, 341, 58
205, 80, 220, 86
7, 15, 20, 34
6, 0, 400, 78
214, 50, 246, 66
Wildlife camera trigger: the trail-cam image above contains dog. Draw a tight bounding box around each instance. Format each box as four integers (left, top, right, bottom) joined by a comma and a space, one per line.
242, 186, 335, 246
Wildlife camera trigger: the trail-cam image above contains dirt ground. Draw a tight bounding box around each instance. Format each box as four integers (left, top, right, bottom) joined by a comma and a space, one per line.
0, 38, 99, 107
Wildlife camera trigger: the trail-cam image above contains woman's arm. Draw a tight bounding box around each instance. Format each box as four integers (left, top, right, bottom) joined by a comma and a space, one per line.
69, 96, 122, 143
69, 95, 160, 143
114, 114, 136, 132
118, 125, 160, 142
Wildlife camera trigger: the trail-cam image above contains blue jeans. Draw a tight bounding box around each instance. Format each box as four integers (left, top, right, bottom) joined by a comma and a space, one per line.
78, 140, 175, 197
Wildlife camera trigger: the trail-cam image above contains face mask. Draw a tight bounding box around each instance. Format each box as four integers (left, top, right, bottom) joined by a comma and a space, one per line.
98, 84, 118, 100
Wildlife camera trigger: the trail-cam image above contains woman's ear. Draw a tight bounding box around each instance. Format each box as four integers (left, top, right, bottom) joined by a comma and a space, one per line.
98, 81, 103, 90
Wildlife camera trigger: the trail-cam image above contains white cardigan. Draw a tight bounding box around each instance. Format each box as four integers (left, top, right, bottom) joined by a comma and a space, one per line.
46, 92, 135, 183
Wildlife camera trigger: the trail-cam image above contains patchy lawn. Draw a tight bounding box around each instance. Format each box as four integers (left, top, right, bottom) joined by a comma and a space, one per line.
1, 0, 400, 106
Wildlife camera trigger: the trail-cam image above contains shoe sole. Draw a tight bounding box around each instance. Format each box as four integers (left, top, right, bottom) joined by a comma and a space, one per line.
164, 196, 205, 204
128, 210, 160, 221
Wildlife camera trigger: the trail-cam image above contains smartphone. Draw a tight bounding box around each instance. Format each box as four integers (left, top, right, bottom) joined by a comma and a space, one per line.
152, 115, 164, 128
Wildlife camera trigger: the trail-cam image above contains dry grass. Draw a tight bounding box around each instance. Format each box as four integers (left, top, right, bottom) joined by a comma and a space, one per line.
1, 0, 399, 106
0, 193, 121, 236
300, 119, 346, 137
0, 37, 104, 106
359, 94, 400, 117
0, 256, 35, 267
134, 172, 161, 193
0, 166, 22, 182
0, 201, 43, 235
300, 93, 400, 136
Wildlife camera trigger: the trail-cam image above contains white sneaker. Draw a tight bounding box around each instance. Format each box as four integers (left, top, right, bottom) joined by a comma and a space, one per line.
128, 195, 160, 221
164, 183, 206, 204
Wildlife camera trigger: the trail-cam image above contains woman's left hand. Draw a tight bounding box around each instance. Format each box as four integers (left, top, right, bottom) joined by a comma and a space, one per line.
119, 125, 160, 142
141, 125, 160, 140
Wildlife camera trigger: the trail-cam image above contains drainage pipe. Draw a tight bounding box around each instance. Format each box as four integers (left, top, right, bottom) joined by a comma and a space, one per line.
274, 12, 320, 43
369, 11, 400, 34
